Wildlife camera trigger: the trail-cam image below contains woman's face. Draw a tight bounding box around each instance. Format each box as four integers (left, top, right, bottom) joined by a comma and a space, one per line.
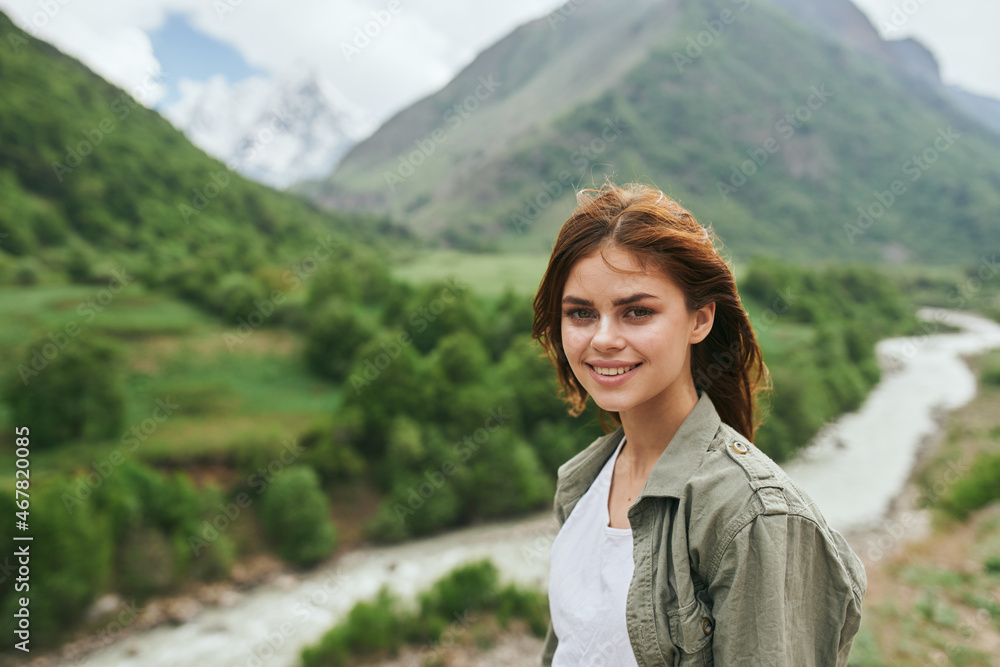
560, 245, 714, 415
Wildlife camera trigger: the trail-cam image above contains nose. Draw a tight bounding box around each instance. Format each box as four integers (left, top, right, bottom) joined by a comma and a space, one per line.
590, 314, 625, 352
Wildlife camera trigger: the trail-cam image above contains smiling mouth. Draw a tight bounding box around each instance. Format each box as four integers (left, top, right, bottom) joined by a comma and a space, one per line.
587, 362, 642, 376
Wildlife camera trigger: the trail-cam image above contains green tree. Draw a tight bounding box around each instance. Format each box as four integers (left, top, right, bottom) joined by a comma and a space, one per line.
306, 247, 397, 306
0, 480, 113, 647
427, 330, 491, 387
211, 271, 268, 323
495, 335, 572, 436
3, 332, 127, 447
385, 280, 486, 355
340, 330, 430, 457
460, 430, 552, 520
482, 286, 535, 361
259, 465, 339, 565
303, 299, 378, 381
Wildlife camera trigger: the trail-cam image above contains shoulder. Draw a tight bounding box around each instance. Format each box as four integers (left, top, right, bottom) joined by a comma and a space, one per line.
683, 422, 845, 577
688, 421, 817, 516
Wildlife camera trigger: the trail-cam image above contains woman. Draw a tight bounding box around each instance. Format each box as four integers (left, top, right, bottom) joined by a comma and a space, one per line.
532, 182, 866, 666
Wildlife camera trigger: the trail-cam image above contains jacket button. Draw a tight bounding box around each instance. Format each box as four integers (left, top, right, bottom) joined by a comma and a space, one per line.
702, 617, 713, 636
731, 441, 749, 454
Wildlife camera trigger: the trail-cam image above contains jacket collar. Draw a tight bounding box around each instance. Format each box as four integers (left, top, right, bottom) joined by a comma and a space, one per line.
554, 390, 722, 519
638, 389, 721, 498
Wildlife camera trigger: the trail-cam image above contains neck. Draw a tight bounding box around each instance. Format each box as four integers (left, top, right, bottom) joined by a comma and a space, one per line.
618, 378, 700, 475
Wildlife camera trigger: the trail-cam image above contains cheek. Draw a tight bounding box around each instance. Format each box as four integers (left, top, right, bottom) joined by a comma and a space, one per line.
635, 324, 687, 362
560, 326, 588, 358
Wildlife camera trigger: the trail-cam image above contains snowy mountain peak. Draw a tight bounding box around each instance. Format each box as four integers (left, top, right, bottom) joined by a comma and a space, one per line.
162, 69, 376, 190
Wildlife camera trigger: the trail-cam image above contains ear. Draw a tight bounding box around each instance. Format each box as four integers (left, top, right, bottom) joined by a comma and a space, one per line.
689, 302, 716, 344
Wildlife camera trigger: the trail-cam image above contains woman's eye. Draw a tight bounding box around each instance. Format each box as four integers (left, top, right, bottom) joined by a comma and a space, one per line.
563, 307, 653, 321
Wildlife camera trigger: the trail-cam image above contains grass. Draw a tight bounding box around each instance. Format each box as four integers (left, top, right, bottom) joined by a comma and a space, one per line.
387, 248, 552, 298
0, 283, 340, 480
128, 338, 339, 417
0, 282, 210, 352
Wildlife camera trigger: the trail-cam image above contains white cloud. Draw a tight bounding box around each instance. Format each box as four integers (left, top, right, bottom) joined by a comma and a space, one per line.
0, 0, 567, 120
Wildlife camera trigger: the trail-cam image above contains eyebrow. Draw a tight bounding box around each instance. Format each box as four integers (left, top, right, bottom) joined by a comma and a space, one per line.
561, 293, 660, 307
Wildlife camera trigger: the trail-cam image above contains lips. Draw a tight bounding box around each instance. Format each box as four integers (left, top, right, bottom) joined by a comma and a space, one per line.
585, 361, 643, 385
587, 362, 642, 376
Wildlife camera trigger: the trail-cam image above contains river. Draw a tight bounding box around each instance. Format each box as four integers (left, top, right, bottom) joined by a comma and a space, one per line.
42, 308, 1000, 667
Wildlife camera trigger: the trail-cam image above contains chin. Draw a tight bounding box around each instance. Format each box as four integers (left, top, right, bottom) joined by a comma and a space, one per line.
586, 391, 638, 415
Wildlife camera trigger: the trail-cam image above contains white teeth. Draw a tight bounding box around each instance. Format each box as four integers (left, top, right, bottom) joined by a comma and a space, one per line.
592, 363, 640, 376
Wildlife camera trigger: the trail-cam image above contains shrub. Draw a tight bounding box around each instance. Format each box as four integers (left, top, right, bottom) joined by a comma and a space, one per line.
0, 480, 113, 647
461, 431, 552, 520
940, 452, 1000, 518
418, 559, 500, 621
301, 558, 550, 666
390, 280, 486, 355
182, 482, 237, 582
2, 332, 127, 448
340, 332, 430, 457
367, 471, 463, 542
427, 330, 491, 387
305, 247, 396, 307
258, 465, 338, 565
91, 460, 203, 539
82, 459, 234, 590
495, 335, 575, 438
495, 583, 549, 637
13, 257, 42, 285
300, 587, 414, 667
303, 299, 378, 382
981, 366, 1000, 387
530, 420, 592, 478
210, 271, 268, 323
299, 420, 367, 486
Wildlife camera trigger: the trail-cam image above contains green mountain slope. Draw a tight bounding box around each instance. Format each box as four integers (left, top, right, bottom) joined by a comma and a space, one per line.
308, 0, 1000, 263
0, 11, 405, 297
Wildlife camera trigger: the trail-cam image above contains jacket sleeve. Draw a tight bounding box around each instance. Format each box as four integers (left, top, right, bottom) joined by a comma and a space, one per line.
707, 512, 866, 666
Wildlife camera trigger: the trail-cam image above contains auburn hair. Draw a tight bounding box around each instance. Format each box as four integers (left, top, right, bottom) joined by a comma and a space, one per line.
531, 181, 769, 441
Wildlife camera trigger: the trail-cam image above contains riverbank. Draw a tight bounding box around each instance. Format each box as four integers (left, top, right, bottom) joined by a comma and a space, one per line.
849, 348, 1000, 666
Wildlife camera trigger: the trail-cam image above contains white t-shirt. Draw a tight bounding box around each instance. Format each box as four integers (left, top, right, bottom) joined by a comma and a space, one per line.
548, 434, 639, 666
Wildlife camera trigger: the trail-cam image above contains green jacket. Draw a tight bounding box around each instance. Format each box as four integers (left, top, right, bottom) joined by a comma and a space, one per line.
540, 391, 867, 666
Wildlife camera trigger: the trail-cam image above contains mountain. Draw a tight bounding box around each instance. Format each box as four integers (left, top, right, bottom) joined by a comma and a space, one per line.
306, 0, 1000, 263
946, 85, 1000, 137
770, 0, 1000, 137
163, 67, 376, 190
0, 11, 400, 301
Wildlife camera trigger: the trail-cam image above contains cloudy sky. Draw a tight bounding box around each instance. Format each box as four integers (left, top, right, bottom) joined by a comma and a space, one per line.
1, 0, 997, 123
